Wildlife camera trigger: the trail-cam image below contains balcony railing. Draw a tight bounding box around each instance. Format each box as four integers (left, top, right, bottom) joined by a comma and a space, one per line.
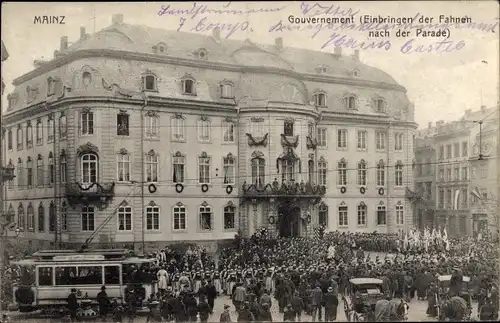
66, 182, 115, 210
241, 179, 326, 203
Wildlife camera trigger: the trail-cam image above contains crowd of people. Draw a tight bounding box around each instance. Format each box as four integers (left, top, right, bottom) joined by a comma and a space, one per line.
4, 228, 500, 322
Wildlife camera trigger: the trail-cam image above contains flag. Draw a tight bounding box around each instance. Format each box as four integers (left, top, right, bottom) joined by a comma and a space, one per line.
445, 239, 450, 251
404, 233, 409, 250
471, 187, 482, 200
443, 227, 448, 241
453, 189, 461, 210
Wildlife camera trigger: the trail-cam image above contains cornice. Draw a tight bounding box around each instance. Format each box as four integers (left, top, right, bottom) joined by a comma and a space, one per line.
12, 49, 407, 92
321, 111, 418, 129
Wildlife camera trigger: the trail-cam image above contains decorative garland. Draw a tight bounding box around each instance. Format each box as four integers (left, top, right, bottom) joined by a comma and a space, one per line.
378, 187, 385, 196
201, 184, 209, 192
148, 184, 157, 194
340, 186, 347, 194
246, 133, 269, 146
226, 185, 233, 195
175, 183, 184, 193
268, 216, 276, 224
360, 187, 366, 195
280, 134, 299, 148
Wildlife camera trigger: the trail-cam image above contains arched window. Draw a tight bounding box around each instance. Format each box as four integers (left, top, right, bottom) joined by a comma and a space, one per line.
223, 153, 235, 185
337, 158, 347, 186
318, 157, 327, 186
251, 157, 265, 185
182, 77, 196, 95
61, 201, 68, 231
60, 151, 67, 183
27, 157, 33, 187
198, 152, 211, 184
7, 204, 14, 225
338, 202, 348, 227
27, 203, 34, 231
395, 161, 403, 187
396, 201, 404, 225
143, 74, 157, 91
223, 203, 236, 230
36, 119, 42, 145
81, 153, 98, 185
357, 202, 367, 226
376, 160, 385, 186
319, 203, 328, 227
375, 98, 387, 113
344, 94, 357, 110
59, 112, 67, 139
145, 202, 160, 231
117, 203, 132, 231
377, 202, 387, 225
18, 203, 25, 230
17, 125, 23, 150
308, 159, 314, 184
313, 92, 326, 107
145, 111, 159, 138
173, 203, 186, 231
117, 152, 131, 182
220, 82, 234, 99
27, 121, 33, 147
17, 158, 24, 188
48, 152, 55, 185
199, 203, 212, 231
38, 203, 45, 232
49, 202, 56, 232
145, 150, 158, 182
37, 154, 44, 186
357, 159, 367, 186
47, 116, 55, 142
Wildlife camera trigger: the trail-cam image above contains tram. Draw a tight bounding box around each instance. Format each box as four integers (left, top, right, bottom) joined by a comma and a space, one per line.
11, 248, 157, 312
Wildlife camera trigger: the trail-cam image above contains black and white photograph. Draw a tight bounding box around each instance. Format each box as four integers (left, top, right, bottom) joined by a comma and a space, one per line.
0, 1, 499, 322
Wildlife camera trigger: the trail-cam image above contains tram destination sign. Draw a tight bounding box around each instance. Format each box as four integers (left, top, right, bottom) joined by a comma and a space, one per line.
53, 255, 105, 261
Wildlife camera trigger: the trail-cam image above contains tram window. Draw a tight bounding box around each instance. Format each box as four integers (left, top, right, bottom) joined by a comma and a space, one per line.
55, 266, 77, 285
38, 267, 53, 286
77, 266, 102, 285
104, 266, 120, 285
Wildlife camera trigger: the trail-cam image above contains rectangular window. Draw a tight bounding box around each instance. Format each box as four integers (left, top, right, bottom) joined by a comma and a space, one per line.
251, 158, 265, 185
357, 162, 367, 186
223, 156, 235, 185
395, 133, 403, 151
197, 120, 211, 142
357, 131, 367, 150
224, 205, 235, 230
396, 205, 404, 225
454, 167, 460, 181
17, 127, 23, 150
36, 121, 43, 145
61, 204, 67, 231
481, 164, 488, 178
439, 168, 445, 181
76, 266, 103, 285
59, 114, 67, 139
146, 206, 160, 230
251, 121, 264, 137
171, 117, 185, 141
173, 205, 186, 230
446, 189, 452, 209
307, 123, 315, 137
376, 163, 385, 186
438, 188, 445, 209
461, 189, 468, 209
338, 205, 348, 227
47, 118, 54, 143
337, 129, 347, 149
461, 166, 468, 181
283, 121, 294, 136
145, 115, 159, 138
198, 156, 210, 184
117, 206, 132, 231
454, 142, 460, 158
338, 161, 347, 186
81, 111, 94, 136
376, 132, 386, 150
317, 128, 327, 147
395, 164, 403, 186
27, 124, 33, 148
173, 155, 185, 183
447, 167, 452, 181
55, 267, 77, 285
462, 141, 468, 157
117, 114, 129, 136
199, 206, 212, 230
145, 154, 158, 182
377, 206, 387, 225
318, 161, 327, 186
223, 120, 235, 143
37, 159, 44, 186
27, 161, 33, 187
117, 154, 131, 182
104, 266, 120, 285
38, 267, 53, 286
60, 157, 67, 184
81, 206, 95, 231
319, 206, 328, 227
439, 145, 444, 160
7, 130, 12, 150
446, 144, 452, 159
49, 159, 55, 185
357, 205, 366, 226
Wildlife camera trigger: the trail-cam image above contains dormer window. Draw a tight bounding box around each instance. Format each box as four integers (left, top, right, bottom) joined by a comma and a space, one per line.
182, 77, 196, 95
153, 42, 167, 54
47, 77, 55, 96
375, 98, 387, 113
284, 119, 294, 136
159, 45, 165, 53
197, 48, 207, 60
220, 82, 234, 99
117, 110, 130, 136
352, 69, 360, 77
344, 94, 357, 110
313, 92, 326, 107
142, 74, 157, 91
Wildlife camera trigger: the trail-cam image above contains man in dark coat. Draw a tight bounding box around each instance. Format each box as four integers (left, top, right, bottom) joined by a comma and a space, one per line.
324, 286, 339, 321
197, 295, 212, 323
220, 304, 232, 322
310, 285, 323, 322
237, 302, 255, 322
185, 292, 198, 322
67, 288, 78, 322
96, 286, 109, 319
257, 303, 273, 322
283, 304, 296, 322
206, 280, 218, 311
290, 291, 304, 322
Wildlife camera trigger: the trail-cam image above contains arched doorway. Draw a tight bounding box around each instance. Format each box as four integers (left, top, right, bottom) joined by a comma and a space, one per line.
278, 203, 301, 237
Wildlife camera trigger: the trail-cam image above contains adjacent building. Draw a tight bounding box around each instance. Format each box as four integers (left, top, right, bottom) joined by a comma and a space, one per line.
414, 105, 499, 237
1, 14, 417, 252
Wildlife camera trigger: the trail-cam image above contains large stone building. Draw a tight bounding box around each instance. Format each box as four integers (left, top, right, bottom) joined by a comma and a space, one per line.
1, 14, 417, 252
414, 105, 498, 237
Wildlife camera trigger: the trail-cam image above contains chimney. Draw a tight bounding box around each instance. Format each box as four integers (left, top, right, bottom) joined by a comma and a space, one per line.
80, 27, 86, 39
428, 122, 432, 129
212, 28, 220, 41
334, 46, 342, 56
60, 36, 68, 50
112, 14, 124, 25
353, 49, 360, 60
275, 37, 283, 51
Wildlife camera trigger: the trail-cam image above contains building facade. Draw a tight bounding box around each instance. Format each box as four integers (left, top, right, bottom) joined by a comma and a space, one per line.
414, 106, 498, 237
1, 14, 417, 252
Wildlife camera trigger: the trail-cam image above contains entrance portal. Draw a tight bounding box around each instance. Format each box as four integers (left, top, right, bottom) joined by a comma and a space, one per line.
278, 204, 301, 238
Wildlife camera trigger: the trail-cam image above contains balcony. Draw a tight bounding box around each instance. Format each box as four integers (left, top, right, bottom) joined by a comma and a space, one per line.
65, 182, 115, 210
241, 179, 326, 204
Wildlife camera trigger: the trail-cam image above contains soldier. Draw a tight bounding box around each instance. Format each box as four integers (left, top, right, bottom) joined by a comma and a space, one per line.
219, 304, 232, 322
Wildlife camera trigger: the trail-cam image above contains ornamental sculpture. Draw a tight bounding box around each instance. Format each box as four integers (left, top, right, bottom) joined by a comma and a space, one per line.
241, 178, 326, 204
306, 136, 318, 149
66, 182, 116, 210
281, 134, 299, 148
246, 133, 268, 147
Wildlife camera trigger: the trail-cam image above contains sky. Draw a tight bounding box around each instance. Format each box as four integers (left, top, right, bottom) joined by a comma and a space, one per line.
1, 1, 499, 128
